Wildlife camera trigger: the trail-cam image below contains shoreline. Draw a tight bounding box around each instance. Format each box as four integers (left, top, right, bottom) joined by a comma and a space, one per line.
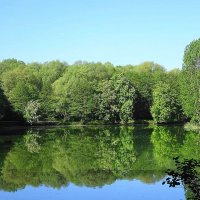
0, 120, 185, 127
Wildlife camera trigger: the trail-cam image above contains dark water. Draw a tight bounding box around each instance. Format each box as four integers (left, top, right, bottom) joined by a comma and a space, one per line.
0, 125, 199, 200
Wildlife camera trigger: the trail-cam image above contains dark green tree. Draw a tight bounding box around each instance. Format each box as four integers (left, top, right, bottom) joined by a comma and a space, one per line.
118, 62, 166, 119
0, 88, 7, 120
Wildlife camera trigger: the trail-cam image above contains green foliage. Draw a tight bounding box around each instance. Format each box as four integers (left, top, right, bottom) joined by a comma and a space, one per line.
98, 80, 119, 122
151, 126, 180, 168
52, 63, 115, 122
24, 131, 41, 153
0, 60, 169, 123
24, 100, 41, 124
118, 62, 166, 119
180, 38, 200, 123
179, 131, 200, 160
0, 55, 197, 125
97, 127, 136, 176
151, 82, 183, 123
98, 74, 136, 123
0, 59, 25, 79
0, 127, 136, 189
37, 61, 67, 119
0, 125, 197, 192
1, 67, 40, 115
0, 88, 7, 120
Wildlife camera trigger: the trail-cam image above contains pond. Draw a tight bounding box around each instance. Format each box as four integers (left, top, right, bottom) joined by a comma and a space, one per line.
0, 125, 199, 200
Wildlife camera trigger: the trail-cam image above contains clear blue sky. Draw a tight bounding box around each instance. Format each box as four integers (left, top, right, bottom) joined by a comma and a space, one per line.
0, 0, 200, 69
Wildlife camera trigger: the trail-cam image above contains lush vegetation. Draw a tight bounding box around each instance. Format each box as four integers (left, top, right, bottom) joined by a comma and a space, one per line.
179, 38, 200, 125
0, 38, 199, 125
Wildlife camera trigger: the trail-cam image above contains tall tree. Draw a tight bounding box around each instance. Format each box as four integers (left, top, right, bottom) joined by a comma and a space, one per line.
99, 74, 136, 123
118, 62, 166, 119
52, 63, 115, 122
180, 38, 200, 123
151, 82, 183, 123
1, 67, 40, 117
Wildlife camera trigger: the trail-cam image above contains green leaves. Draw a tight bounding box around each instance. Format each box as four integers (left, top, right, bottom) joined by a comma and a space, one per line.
0, 127, 137, 189
180, 38, 200, 124
98, 74, 136, 123
0, 88, 7, 120
24, 100, 41, 124
1, 67, 40, 115
118, 62, 166, 119
151, 82, 183, 123
1, 126, 199, 190
0, 56, 197, 125
51, 63, 114, 122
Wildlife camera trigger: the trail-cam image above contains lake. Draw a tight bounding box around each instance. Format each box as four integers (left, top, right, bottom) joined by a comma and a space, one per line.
0, 125, 199, 200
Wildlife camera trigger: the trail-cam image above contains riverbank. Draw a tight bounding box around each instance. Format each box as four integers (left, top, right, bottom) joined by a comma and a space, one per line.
0, 119, 185, 127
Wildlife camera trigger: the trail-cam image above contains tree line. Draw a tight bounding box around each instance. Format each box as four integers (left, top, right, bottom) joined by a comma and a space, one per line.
0, 38, 199, 125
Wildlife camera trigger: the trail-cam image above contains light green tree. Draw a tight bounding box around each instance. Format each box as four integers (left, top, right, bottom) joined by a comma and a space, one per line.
180, 38, 200, 123
151, 82, 182, 123
99, 74, 136, 123
52, 63, 115, 122
24, 100, 41, 124
1, 67, 40, 118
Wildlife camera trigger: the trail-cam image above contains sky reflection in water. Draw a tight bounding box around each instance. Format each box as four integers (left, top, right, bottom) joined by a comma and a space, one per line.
0, 180, 185, 200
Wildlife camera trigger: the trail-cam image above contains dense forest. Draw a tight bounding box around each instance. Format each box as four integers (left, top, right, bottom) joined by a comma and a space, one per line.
0, 38, 199, 125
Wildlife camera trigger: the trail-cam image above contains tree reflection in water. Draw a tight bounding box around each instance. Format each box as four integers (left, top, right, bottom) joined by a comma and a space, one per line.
0, 125, 199, 200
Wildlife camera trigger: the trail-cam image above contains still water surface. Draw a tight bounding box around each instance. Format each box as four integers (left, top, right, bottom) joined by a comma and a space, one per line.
0, 125, 199, 199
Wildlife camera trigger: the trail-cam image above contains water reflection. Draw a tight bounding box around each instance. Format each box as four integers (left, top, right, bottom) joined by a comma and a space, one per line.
0, 125, 199, 199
